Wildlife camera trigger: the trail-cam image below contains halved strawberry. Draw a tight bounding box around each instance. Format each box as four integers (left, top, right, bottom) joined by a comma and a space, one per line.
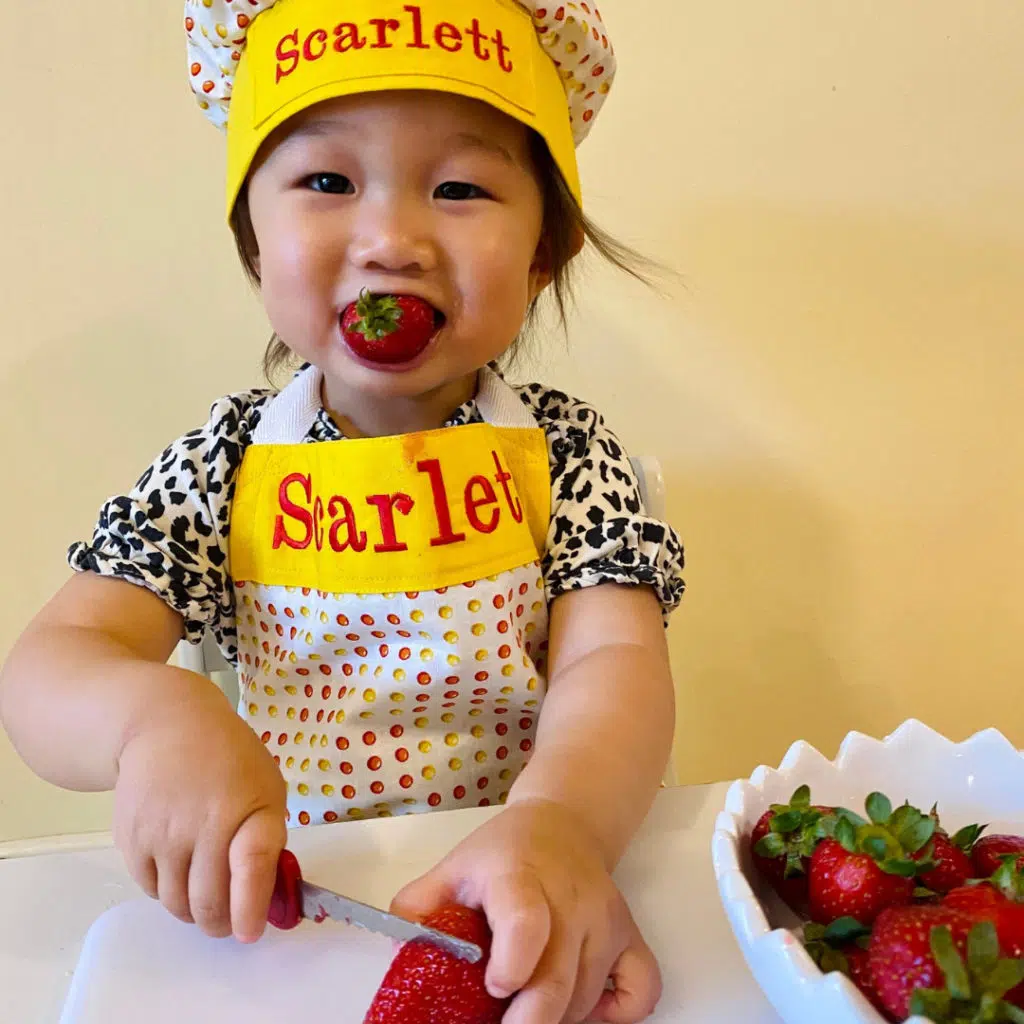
341, 289, 440, 365
807, 792, 935, 925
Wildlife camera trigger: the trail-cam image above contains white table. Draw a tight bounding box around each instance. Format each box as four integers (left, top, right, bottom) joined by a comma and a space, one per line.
0, 783, 783, 1023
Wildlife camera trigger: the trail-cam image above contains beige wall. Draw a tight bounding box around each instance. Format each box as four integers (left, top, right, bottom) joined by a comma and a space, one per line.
2, 3, 1022, 841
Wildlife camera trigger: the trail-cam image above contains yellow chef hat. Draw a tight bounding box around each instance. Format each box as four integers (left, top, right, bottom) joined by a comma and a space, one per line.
185, 0, 617, 219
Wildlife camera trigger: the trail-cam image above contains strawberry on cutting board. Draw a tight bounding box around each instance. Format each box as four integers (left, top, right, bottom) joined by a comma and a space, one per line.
869, 909, 1024, 1021
807, 792, 935, 925
363, 905, 509, 1024
750, 785, 833, 911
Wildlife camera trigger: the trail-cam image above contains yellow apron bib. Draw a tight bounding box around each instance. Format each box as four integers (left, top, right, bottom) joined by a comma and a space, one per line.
229, 366, 551, 826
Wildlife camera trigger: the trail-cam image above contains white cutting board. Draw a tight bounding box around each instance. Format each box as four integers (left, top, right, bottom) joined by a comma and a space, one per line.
58, 790, 783, 1022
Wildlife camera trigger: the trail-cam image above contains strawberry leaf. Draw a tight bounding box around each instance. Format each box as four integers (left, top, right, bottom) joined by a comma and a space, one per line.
834, 807, 868, 828
823, 916, 870, 944
909, 987, 952, 1017
966, 919, 1000, 979
770, 809, 803, 833
1005, 1004, 1024, 1024
931, 925, 971, 1001
880, 857, 920, 877
754, 834, 786, 859
984, 959, 1024, 1000
866, 792, 892, 825
951, 823, 987, 852
901, 816, 937, 854
834, 816, 858, 853
789, 784, 811, 809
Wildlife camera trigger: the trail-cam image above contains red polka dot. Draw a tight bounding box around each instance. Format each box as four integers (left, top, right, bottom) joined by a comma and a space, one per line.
275, 624, 284, 637
379, 644, 389, 657
336, 737, 350, 750
405, 592, 419, 599
260, 731, 271, 744
341, 761, 354, 774
371, 781, 385, 795
428, 793, 442, 807
316, 709, 325, 723
399, 648, 411, 661
463, 580, 476, 588
277, 733, 288, 746
416, 693, 430, 703
355, 646, 368, 658
497, 746, 509, 760
346, 633, 360, 642
493, 595, 505, 609
471, 699, 484, 706
361, 615, 375, 626
396, 748, 410, 762
499, 646, 511, 659
516, 605, 524, 618
454, 785, 467, 799
342, 785, 356, 799
497, 621, 509, 634
319, 665, 332, 676
259, 623, 269, 634
445, 676, 459, 685
336, 614, 350, 626
368, 756, 382, 771
520, 717, 532, 730
295, 667, 310, 677
390, 725, 404, 738
363, 731, 377, 745
496, 723, 508, 736
400, 775, 414, 789
479, 798, 491, 807
273, 755, 281, 765
299, 811, 310, 825
418, 672, 432, 685
338, 686, 348, 698
372, 631, 386, 640
324, 811, 338, 823
478, 777, 489, 789
342, 664, 354, 676
387, 613, 401, 625
398, 630, 412, 639
322, 685, 332, 699
520, 739, 533, 752
444, 690, 459, 699
519, 583, 529, 595
299, 708, 309, 722
254, 601, 263, 612
473, 688, 488, 696
495, 707, 509, 715
304, 685, 314, 698
437, 587, 449, 595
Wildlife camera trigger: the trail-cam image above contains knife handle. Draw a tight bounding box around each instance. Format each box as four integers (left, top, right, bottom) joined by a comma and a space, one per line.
268, 849, 303, 930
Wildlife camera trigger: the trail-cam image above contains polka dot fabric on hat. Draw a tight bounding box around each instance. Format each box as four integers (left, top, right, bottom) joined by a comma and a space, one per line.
238, 567, 548, 825
184, 0, 615, 143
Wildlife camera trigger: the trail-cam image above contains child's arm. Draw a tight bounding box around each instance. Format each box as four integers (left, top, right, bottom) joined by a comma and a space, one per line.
392, 582, 674, 1024
0, 573, 287, 942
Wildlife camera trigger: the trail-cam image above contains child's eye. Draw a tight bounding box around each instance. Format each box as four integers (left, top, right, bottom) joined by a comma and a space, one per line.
305, 173, 354, 194
435, 181, 489, 201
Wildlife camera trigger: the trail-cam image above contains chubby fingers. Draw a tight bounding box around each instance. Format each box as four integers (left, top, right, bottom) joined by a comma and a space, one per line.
482, 871, 552, 1001
586, 930, 662, 1024
228, 807, 287, 943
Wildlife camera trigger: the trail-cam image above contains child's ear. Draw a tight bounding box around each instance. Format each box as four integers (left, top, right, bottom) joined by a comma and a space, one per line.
529, 237, 556, 300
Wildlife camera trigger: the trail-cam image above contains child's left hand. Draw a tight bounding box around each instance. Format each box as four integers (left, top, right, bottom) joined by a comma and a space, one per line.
390, 797, 661, 1024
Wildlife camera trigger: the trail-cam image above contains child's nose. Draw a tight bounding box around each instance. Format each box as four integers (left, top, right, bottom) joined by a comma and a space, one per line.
348, 196, 436, 274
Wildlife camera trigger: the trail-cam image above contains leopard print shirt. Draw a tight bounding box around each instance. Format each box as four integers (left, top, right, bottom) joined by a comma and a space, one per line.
69, 378, 685, 664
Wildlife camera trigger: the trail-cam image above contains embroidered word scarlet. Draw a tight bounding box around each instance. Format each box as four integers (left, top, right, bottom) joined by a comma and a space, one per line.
273, 450, 524, 554
275, 4, 514, 84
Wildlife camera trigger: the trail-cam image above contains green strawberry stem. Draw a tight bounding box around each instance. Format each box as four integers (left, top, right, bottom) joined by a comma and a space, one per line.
350, 289, 402, 341
753, 785, 828, 879
908, 922, 1024, 1023
829, 792, 936, 877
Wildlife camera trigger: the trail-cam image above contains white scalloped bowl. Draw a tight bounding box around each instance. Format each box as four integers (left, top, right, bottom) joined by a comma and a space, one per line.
711, 719, 1024, 1024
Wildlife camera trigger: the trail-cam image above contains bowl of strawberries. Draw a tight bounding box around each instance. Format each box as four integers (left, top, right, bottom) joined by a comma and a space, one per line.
711, 719, 1024, 1023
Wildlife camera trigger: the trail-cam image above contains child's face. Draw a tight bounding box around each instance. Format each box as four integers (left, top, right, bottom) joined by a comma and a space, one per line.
247, 90, 549, 409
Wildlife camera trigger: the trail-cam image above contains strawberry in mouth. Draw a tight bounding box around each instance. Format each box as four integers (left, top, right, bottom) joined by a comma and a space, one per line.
340, 289, 443, 366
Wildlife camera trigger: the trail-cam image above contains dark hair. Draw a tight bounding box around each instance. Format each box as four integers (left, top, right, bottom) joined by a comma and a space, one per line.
229, 130, 659, 382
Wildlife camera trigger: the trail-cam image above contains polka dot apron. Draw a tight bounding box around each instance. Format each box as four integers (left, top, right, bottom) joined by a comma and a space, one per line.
228, 366, 552, 826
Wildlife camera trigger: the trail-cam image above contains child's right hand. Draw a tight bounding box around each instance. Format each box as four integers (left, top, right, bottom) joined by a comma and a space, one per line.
113, 675, 287, 943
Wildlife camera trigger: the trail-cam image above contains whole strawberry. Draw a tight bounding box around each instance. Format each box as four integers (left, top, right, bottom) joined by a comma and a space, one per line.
363, 905, 508, 1024
908, 810, 985, 896
808, 793, 934, 925
973, 835, 1024, 879
803, 917, 893, 1019
750, 785, 832, 911
870, 910, 1024, 1021
341, 289, 440, 365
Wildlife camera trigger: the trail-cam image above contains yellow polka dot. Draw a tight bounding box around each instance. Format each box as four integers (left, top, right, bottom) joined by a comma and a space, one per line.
527, 678, 538, 691
360, 711, 374, 720
285, 756, 295, 769
499, 768, 512, 781
320, 611, 329, 624
531, 602, 543, 613
300, 606, 310, 618
374, 802, 390, 811
525, 623, 536, 635
337, 710, 346, 722
249, 681, 257, 692
443, 630, 459, 644
420, 649, 434, 661
525, 699, 538, 707
305, 632, 314, 644
390, 692, 405, 702
499, 791, 509, 804
486, 574, 499, 582
318, 759, 331, 771
419, 740, 432, 753
445, 733, 459, 747
471, 725, 485, 739
449, 757, 463, 770
264, 685, 276, 696
439, 606, 453, 619
419, 631, 431, 640
298, 783, 310, 796
324, 633, 336, 643
243, 595, 252, 606
309, 734, 318, 746
393, 668, 406, 682
475, 751, 487, 763
501, 686, 515, 695
322, 784, 335, 796
468, 599, 482, 613
502, 665, 515, 677
374, 666, 384, 678
411, 610, 424, 623
415, 717, 429, 728
348, 809, 364, 819
390, 709, 403, 716
441, 712, 455, 724
475, 650, 488, 662
295, 732, 305, 744
287, 707, 297, 719
535, 577, 543, 589
469, 708, 482, 717
334, 648, 348, 657
284, 684, 297, 694
378, 809, 393, 818
289, 652, 298, 664
422, 766, 436, 780
496, 698, 509, 706
445, 655, 460, 668
321, 735, 328, 747
359, 664, 369, 676
301, 758, 311, 771
472, 623, 486, 636
363, 688, 377, 702
268, 706, 279, 718
402, 798, 417, 806
248, 702, 258, 715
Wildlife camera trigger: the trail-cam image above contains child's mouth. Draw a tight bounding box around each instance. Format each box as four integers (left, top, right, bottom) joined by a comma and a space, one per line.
340, 290, 444, 366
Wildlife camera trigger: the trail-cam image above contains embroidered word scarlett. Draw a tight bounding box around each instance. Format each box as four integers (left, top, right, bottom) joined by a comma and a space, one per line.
273, 450, 525, 554
275, 5, 515, 83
